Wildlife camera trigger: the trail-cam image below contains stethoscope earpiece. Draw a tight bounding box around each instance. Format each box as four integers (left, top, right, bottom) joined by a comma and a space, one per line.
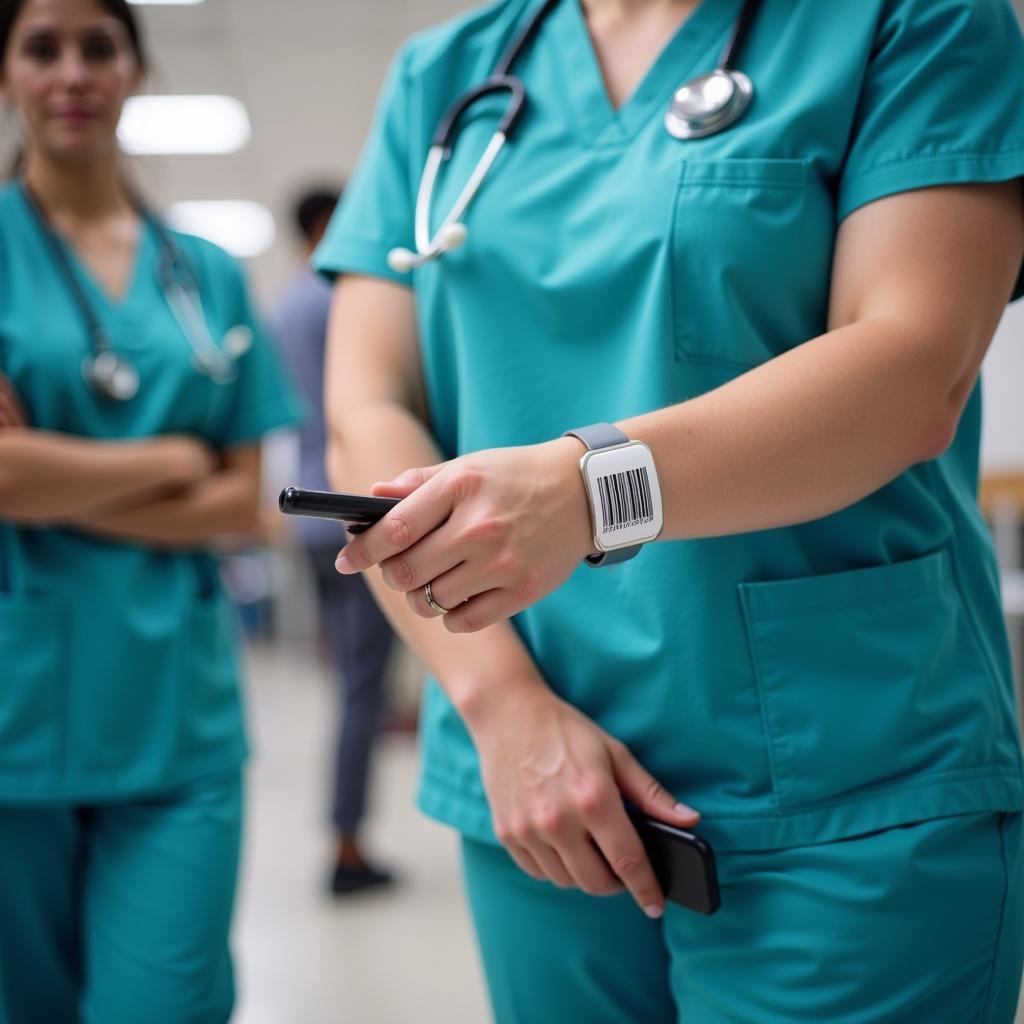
437, 222, 468, 252
223, 325, 254, 359
387, 247, 420, 274
387, 220, 469, 273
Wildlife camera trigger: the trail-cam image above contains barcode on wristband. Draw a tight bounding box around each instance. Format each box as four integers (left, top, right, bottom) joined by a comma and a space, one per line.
596, 467, 655, 534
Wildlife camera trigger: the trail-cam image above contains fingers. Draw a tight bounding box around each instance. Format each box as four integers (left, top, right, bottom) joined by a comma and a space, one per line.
496, 756, 701, 916
503, 823, 620, 895
405, 565, 482, 619
336, 467, 453, 575
377, 527, 464, 602
588, 806, 666, 918
609, 741, 700, 828
518, 842, 576, 890
370, 464, 443, 499
437, 585, 528, 634
504, 844, 547, 883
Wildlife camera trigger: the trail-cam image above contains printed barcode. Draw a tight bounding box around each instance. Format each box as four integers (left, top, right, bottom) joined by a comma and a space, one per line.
596, 467, 654, 533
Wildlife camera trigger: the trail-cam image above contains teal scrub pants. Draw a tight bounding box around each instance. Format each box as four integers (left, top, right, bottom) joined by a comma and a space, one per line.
462, 812, 1024, 1024
0, 770, 242, 1024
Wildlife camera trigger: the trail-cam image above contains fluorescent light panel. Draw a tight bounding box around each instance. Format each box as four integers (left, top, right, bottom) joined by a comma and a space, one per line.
118, 95, 250, 155
167, 201, 276, 259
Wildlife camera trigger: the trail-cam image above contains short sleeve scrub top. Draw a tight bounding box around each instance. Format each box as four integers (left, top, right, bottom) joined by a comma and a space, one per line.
0, 181, 303, 802
314, 0, 1024, 853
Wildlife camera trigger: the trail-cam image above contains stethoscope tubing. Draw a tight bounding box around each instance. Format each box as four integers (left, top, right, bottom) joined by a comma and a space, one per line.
19, 179, 241, 397
393, 0, 762, 273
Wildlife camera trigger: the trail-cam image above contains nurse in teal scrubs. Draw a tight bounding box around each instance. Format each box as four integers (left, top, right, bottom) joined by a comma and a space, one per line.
320, 0, 1024, 1019
0, 1, 301, 1020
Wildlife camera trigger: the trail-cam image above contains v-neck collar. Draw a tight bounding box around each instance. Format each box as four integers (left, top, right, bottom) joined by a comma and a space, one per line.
60, 216, 152, 316
549, 0, 744, 147
17, 183, 153, 317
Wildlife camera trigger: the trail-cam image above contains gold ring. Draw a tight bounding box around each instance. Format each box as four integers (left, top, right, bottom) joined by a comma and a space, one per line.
423, 581, 450, 615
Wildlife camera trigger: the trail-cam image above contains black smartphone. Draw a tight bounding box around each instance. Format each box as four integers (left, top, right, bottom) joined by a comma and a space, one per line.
278, 486, 399, 534
625, 805, 720, 915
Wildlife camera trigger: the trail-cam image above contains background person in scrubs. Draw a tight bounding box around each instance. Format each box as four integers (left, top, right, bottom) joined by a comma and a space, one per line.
317, 0, 1024, 1020
272, 186, 396, 896
0, 0, 300, 1019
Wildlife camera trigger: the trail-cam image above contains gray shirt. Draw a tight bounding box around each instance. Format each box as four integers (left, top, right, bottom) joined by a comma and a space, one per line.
272, 266, 344, 548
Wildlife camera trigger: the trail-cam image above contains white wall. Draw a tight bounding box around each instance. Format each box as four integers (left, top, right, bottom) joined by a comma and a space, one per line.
983, 0, 1024, 472
983, 304, 1024, 472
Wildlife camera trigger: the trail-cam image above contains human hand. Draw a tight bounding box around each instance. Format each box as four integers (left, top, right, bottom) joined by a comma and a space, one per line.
0, 374, 29, 428
334, 437, 595, 632
153, 434, 219, 489
468, 684, 700, 918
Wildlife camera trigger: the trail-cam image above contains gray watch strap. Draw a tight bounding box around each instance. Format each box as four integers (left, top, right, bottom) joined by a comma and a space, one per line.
563, 423, 642, 567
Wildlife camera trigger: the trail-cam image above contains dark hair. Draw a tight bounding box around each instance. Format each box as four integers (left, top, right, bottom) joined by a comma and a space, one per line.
1, 0, 148, 71
294, 188, 341, 244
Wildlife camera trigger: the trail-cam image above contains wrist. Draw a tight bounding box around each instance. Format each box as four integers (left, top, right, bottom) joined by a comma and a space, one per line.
543, 435, 601, 562
561, 423, 663, 566
451, 668, 554, 740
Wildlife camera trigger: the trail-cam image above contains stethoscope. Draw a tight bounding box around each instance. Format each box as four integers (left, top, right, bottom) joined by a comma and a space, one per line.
388, 0, 761, 273
19, 180, 252, 402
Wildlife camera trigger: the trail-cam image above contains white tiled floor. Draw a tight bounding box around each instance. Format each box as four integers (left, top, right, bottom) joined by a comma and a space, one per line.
231, 642, 489, 1024
232, 640, 1024, 1024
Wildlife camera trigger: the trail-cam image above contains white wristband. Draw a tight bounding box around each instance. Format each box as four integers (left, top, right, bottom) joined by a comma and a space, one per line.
563, 424, 664, 567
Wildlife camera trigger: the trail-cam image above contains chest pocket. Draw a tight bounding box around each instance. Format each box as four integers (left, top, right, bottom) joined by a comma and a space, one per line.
670, 158, 834, 370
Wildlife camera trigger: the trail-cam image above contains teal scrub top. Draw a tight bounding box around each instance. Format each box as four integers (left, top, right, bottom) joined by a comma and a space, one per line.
315, 0, 1024, 851
0, 181, 303, 803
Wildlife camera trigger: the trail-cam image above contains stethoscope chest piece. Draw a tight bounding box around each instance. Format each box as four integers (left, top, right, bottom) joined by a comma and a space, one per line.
191, 324, 253, 383
82, 348, 140, 402
664, 69, 753, 140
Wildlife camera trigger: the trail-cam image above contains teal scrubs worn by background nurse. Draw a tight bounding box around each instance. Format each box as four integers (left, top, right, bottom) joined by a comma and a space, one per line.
315, 0, 1024, 1019
0, 181, 302, 1022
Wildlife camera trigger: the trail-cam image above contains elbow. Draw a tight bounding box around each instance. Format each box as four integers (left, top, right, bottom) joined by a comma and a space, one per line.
914, 399, 962, 464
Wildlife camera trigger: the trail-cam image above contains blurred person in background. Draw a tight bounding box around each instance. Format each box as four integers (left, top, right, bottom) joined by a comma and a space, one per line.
0, 0, 301, 1019
273, 186, 396, 896
318, 0, 1024, 1020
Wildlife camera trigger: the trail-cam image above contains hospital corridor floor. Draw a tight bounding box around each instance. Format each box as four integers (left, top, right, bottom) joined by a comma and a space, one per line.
232, 641, 1024, 1024
232, 641, 488, 1024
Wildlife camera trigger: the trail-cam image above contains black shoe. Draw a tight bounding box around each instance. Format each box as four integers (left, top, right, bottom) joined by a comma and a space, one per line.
329, 860, 395, 896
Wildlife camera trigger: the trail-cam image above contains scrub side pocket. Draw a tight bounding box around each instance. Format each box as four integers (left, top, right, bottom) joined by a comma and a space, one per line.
670, 158, 833, 370
738, 549, 1014, 812
0, 594, 65, 772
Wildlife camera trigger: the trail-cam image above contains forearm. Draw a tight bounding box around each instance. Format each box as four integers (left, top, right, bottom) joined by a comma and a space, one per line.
617, 317, 959, 541
0, 428, 194, 523
70, 453, 258, 549
330, 402, 549, 724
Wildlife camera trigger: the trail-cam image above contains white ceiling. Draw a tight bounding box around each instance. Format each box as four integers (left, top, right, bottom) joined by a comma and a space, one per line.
122, 0, 468, 303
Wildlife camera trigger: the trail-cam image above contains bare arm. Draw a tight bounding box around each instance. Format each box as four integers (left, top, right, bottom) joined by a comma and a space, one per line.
325, 276, 695, 915
0, 425, 216, 524
336, 181, 1024, 631
67, 443, 263, 548
617, 181, 1024, 539
323, 277, 544, 717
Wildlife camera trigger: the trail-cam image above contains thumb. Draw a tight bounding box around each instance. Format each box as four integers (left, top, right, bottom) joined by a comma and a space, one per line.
609, 744, 700, 828
371, 464, 443, 498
